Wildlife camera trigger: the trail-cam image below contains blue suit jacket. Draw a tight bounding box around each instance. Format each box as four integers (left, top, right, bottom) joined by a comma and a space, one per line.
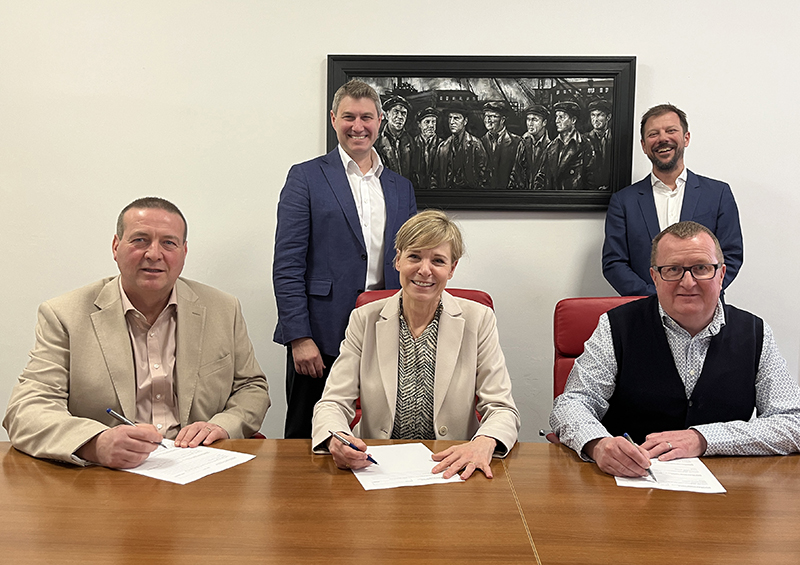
272, 148, 417, 357
602, 170, 743, 296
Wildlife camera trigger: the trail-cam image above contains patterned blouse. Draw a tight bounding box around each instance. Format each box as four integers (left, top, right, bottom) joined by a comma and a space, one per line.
391, 298, 443, 440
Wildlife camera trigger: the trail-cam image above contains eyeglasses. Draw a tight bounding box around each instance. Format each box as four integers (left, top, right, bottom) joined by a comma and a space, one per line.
653, 264, 721, 282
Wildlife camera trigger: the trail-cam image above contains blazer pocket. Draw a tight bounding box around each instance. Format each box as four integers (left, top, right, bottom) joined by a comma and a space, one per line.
307, 279, 332, 297
198, 353, 232, 378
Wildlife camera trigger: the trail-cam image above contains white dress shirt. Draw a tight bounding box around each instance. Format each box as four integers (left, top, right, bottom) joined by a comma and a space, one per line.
651, 167, 688, 231
338, 145, 387, 290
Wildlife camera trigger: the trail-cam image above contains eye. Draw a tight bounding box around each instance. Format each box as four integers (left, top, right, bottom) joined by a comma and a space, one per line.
664, 266, 683, 276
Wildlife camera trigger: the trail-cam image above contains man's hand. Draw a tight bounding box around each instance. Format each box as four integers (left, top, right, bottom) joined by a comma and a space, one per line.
584, 436, 652, 478
174, 422, 229, 448
431, 436, 497, 480
641, 429, 707, 461
291, 337, 325, 378
328, 432, 373, 470
75, 425, 162, 469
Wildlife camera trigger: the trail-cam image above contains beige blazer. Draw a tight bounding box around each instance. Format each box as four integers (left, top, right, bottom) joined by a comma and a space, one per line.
311, 291, 520, 456
3, 276, 270, 464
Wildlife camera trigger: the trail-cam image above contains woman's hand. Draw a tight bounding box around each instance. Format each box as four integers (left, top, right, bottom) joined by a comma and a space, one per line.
431, 435, 497, 479
329, 432, 374, 470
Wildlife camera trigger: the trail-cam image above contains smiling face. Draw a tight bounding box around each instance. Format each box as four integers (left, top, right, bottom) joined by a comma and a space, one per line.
395, 241, 457, 309
330, 95, 382, 163
113, 207, 187, 312
641, 111, 690, 173
651, 232, 725, 336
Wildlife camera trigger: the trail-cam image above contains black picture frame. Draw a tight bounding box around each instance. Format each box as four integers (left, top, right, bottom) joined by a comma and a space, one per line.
328, 55, 636, 211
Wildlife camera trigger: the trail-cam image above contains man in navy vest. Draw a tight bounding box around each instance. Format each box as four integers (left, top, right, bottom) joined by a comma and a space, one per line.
550, 221, 800, 478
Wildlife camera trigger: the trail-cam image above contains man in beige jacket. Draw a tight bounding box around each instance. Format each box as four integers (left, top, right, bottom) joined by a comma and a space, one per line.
3, 197, 270, 468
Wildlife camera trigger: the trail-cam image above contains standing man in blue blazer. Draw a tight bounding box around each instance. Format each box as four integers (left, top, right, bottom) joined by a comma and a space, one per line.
273, 80, 417, 438
602, 104, 743, 296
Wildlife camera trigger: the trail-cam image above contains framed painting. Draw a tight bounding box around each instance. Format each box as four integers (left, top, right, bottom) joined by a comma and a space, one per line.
328, 55, 636, 211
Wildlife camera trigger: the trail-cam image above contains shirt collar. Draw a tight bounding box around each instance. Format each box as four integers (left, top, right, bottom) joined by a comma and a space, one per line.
650, 167, 688, 192
118, 277, 178, 319
658, 298, 726, 338
338, 145, 383, 178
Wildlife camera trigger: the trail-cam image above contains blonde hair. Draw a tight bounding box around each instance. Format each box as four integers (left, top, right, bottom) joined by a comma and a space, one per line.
395, 209, 464, 261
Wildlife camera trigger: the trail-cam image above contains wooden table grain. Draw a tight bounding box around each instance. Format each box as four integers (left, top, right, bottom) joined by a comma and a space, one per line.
0, 440, 536, 564
506, 442, 800, 565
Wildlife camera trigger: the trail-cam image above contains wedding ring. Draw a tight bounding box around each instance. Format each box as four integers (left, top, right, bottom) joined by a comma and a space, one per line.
667, 442, 673, 450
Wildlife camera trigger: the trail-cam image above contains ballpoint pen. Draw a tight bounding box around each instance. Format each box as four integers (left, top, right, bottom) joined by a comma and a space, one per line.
107, 408, 168, 448
328, 430, 379, 465
623, 433, 657, 482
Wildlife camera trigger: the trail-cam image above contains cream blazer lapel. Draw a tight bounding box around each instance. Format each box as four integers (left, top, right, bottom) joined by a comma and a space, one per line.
375, 295, 401, 421
433, 292, 465, 419
175, 279, 205, 427
90, 277, 137, 419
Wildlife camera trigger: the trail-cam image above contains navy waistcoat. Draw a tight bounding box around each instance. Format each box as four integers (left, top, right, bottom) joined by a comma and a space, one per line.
601, 295, 763, 444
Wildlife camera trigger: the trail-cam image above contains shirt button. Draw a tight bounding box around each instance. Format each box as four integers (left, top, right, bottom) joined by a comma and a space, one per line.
156, 394, 162, 400
688, 401, 694, 407
154, 363, 160, 369
438, 426, 448, 436
150, 332, 155, 337
690, 370, 695, 376
157, 424, 163, 430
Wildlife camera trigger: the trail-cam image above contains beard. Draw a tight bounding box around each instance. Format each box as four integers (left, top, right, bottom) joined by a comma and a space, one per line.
650, 143, 684, 172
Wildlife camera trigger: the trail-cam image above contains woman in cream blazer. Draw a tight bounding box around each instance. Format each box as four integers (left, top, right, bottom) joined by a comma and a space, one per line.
311, 210, 520, 480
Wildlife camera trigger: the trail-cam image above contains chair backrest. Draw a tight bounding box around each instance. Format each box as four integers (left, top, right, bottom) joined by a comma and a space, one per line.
355, 288, 494, 310
553, 296, 645, 398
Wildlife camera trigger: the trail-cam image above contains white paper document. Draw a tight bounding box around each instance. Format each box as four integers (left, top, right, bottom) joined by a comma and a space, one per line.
615, 457, 726, 494
121, 439, 255, 485
352, 443, 463, 491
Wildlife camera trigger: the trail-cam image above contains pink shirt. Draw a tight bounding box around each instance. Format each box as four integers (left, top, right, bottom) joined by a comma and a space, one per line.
119, 279, 180, 439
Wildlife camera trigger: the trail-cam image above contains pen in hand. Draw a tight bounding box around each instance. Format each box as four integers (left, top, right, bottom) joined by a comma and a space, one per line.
328, 430, 379, 465
623, 433, 657, 482
106, 408, 168, 449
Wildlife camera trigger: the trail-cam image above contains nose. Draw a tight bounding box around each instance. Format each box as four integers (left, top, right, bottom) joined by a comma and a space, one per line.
678, 269, 697, 287
418, 260, 432, 277
144, 241, 162, 261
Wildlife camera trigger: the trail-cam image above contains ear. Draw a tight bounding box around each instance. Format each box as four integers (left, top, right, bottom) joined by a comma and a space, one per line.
448, 260, 459, 280
330, 110, 337, 129
640, 138, 647, 153
112, 234, 120, 261
394, 250, 401, 271
650, 266, 658, 285
683, 130, 691, 148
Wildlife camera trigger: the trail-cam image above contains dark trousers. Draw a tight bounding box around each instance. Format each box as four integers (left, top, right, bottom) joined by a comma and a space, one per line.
283, 345, 338, 439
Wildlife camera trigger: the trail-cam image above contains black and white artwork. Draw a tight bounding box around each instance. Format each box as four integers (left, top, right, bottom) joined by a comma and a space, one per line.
328, 55, 636, 211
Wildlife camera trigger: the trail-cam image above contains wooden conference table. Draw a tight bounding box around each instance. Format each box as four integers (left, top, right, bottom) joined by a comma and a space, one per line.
1, 440, 798, 564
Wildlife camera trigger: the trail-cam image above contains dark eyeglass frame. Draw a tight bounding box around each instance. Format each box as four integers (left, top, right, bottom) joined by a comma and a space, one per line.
652, 263, 722, 282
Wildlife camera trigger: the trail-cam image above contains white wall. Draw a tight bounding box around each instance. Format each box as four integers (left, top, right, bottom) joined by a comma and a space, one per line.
1, 0, 798, 442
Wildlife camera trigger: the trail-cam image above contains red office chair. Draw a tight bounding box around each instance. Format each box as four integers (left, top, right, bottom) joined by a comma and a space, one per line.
351, 288, 494, 426
542, 295, 646, 444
